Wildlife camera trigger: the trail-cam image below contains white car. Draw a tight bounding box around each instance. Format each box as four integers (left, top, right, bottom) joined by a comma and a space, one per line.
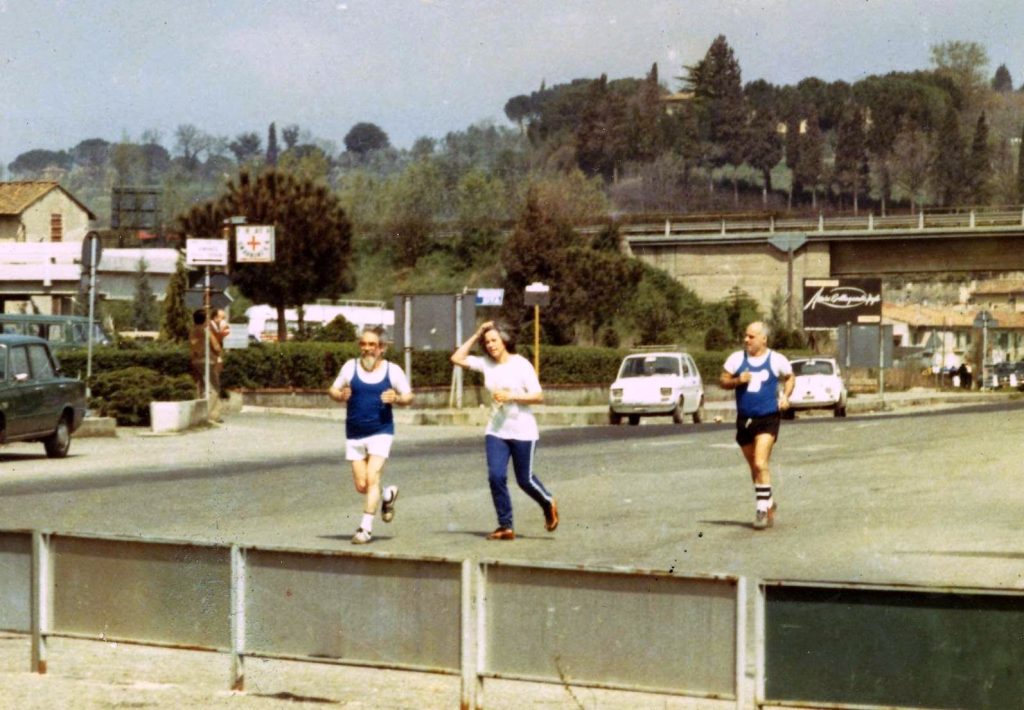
788, 357, 847, 417
608, 351, 705, 425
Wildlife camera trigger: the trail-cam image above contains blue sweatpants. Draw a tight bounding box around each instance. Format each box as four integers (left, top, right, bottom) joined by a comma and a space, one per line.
485, 435, 554, 529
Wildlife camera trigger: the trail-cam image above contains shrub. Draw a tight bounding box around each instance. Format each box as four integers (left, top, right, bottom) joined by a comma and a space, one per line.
89, 366, 195, 426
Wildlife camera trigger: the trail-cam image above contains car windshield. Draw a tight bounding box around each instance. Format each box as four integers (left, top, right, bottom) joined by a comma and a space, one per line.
619, 356, 679, 378
793, 360, 835, 376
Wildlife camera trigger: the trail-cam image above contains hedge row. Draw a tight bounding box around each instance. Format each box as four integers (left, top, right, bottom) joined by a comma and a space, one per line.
57, 343, 759, 390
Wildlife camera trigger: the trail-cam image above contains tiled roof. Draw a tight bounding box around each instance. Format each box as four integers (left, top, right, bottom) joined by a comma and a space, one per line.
0, 181, 96, 219
883, 302, 1024, 329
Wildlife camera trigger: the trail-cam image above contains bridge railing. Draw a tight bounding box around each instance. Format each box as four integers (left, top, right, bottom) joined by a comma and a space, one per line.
612, 207, 1024, 239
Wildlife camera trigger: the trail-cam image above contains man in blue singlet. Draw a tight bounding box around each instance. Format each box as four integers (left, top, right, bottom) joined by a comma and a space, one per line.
328, 327, 413, 544
720, 321, 794, 530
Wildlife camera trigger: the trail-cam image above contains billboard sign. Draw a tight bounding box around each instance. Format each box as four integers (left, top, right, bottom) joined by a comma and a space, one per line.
803, 278, 882, 328
186, 239, 228, 267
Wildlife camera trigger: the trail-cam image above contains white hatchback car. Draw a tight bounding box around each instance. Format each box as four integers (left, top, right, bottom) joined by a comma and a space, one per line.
788, 357, 847, 417
608, 351, 705, 425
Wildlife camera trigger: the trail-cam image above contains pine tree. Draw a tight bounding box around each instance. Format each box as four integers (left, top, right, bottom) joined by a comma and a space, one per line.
991, 64, 1013, 93
964, 112, 992, 204
160, 255, 191, 343
834, 106, 869, 213
266, 122, 279, 166
931, 104, 964, 207
795, 111, 825, 208
1017, 123, 1024, 202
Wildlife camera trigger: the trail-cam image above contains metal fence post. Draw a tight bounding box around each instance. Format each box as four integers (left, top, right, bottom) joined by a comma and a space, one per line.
734, 576, 748, 710
230, 545, 247, 691
31, 531, 50, 674
460, 559, 476, 710
475, 562, 487, 710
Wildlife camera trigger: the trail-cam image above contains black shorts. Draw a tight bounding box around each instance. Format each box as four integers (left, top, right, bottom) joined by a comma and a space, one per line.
735, 412, 781, 446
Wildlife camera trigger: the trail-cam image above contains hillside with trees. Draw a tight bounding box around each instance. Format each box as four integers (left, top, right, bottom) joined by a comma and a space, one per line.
6, 37, 1024, 348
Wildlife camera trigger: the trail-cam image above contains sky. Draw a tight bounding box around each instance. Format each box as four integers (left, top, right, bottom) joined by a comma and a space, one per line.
1, 0, 1022, 168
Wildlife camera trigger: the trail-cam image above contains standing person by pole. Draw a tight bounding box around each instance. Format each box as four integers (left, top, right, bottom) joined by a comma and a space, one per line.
328, 327, 413, 545
451, 320, 558, 540
719, 321, 794, 530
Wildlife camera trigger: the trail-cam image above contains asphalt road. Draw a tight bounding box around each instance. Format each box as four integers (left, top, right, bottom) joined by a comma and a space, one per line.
1, 401, 1022, 590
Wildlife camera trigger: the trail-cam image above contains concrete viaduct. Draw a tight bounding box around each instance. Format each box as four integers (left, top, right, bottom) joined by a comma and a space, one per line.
621, 209, 1024, 311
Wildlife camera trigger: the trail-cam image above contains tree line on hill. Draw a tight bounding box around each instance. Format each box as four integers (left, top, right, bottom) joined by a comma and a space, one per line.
7, 36, 1024, 349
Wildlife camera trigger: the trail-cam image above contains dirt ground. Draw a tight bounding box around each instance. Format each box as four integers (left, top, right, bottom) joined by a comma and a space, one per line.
0, 633, 728, 709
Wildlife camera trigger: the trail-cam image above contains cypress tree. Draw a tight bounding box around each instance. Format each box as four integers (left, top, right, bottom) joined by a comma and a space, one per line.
131, 257, 159, 331
931, 104, 964, 207
160, 255, 191, 343
266, 122, 279, 166
1017, 123, 1024, 202
964, 112, 992, 204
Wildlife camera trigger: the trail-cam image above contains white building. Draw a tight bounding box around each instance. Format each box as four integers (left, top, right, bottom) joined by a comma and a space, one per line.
246, 302, 394, 342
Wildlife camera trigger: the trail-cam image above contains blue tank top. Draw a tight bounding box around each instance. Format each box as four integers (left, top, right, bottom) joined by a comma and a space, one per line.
346, 362, 395, 439
735, 351, 780, 418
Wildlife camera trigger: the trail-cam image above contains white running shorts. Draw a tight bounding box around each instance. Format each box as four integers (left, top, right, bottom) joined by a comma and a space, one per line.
345, 433, 394, 461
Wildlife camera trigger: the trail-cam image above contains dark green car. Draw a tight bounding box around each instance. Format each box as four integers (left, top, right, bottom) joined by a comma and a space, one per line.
0, 334, 86, 458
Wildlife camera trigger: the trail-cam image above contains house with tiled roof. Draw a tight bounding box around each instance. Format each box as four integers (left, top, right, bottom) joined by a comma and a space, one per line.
0, 180, 96, 244
968, 277, 1024, 313
883, 302, 1024, 366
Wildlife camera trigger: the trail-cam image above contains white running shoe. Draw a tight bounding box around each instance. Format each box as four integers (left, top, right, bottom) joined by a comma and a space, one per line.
381, 485, 399, 523
351, 528, 372, 544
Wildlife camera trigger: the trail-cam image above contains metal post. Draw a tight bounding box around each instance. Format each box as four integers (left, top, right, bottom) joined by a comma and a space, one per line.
868, 212, 874, 231
918, 210, 925, 229
734, 576, 748, 710
204, 266, 211, 403
818, 212, 824, 232
230, 545, 246, 691
878, 324, 885, 407
845, 322, 852, 369
454, 293, 464, 409
982, 319, 989, 389
533, 304, 540, 377
86, 236, 97, 399
969, 209, 976, 228
786, 246, 794, 330
403, 296, 413, 388
31, 531, 50, 674
460, 559, 476, 710
664, 219, 670, 236
475, 563, 487, 710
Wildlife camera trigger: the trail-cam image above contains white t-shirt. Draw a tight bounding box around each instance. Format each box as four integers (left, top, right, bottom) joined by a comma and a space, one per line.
332, 359, 411, 394
722, 350, 793, 378
464, 354, 541, 441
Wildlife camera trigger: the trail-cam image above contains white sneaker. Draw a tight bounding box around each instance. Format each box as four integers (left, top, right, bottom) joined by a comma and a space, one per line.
351, 528, 372, 544
381, 485, 399, 523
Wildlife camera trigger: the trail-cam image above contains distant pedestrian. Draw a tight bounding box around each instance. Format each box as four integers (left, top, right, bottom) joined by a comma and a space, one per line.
451, 320, 558, 540
720, 321, 794, 530
328, 327, 413, 544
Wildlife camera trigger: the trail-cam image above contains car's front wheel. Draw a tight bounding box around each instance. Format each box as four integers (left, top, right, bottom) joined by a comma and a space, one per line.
692, 397, 705, 424
834, 404, 847, 417
627, 414, 641, 426
44, 415, 71, 459
609, 409, 622, 425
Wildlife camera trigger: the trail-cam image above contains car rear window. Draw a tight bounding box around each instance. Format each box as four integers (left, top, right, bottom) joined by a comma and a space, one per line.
620, 356, 679, 377
793, 360, 835, 376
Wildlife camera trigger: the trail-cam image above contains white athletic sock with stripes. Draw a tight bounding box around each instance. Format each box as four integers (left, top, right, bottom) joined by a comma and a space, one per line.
755, 485, 772, 513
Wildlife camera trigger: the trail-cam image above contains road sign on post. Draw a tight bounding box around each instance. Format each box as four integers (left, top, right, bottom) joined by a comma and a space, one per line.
524, 282, 550, 376
236, 225, 275, 263
973, 311, 998, 388
186, 239, 229, 267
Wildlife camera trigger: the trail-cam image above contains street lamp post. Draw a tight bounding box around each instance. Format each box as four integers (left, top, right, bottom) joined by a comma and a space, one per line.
523, 282, 550, 376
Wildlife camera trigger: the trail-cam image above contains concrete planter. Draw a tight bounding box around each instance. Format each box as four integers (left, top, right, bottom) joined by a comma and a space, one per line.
150, 399, 209, 434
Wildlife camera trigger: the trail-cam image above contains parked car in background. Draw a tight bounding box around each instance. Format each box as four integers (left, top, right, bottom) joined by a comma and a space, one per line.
0, 313, 110, 350
608, 350, 704, 425
788, 357, 848, 417
988, 361, 1023, 390
0, 334, 86, 458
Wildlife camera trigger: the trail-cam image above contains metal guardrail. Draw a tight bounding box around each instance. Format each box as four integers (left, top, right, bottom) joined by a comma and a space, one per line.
0, 529, 746, 708
476, 559, 745, 706
615, 208, 1024, 239
756, 579, 1024, 709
